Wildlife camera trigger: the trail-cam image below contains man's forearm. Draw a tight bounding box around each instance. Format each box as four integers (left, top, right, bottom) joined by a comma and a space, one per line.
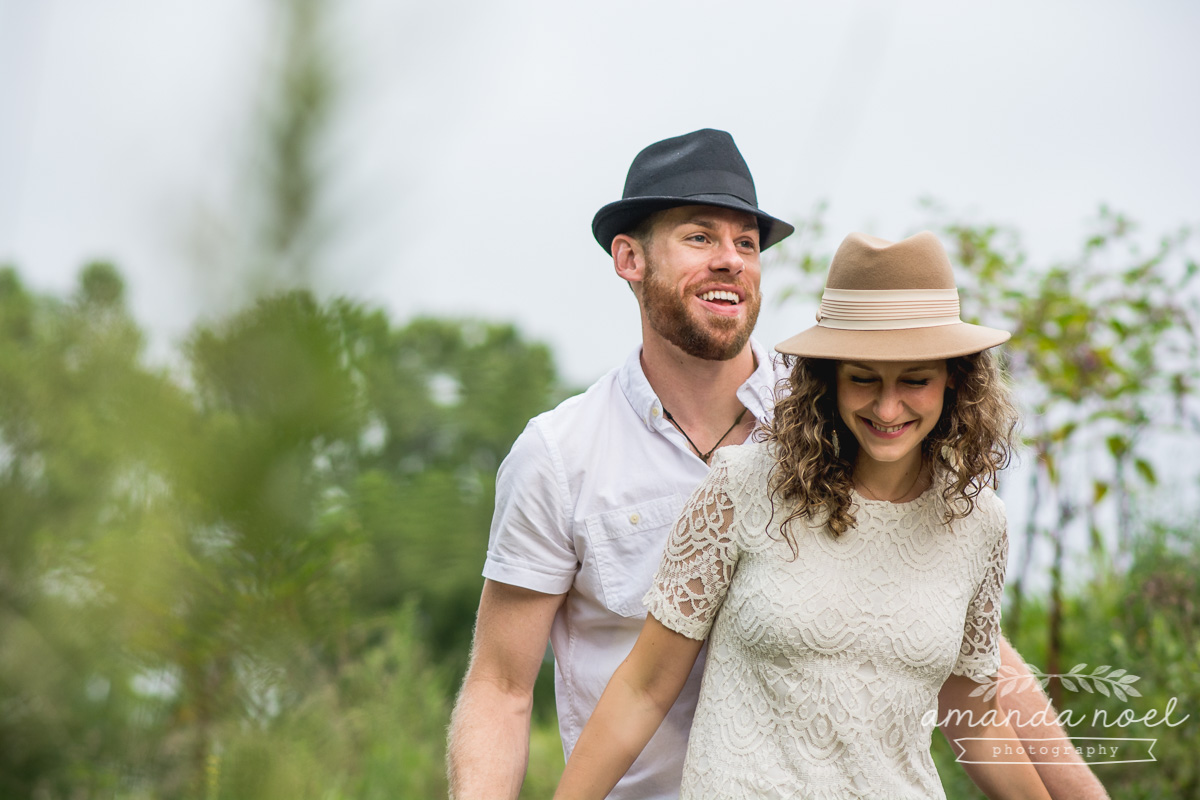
997, 638, 1111, 800
447, 680, 534, 800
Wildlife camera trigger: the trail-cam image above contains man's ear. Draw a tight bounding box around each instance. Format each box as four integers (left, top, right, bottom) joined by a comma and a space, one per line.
612, 234, 646, 286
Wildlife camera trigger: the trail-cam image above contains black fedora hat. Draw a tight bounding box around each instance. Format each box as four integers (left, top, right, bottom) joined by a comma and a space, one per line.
591, 129, 794, 254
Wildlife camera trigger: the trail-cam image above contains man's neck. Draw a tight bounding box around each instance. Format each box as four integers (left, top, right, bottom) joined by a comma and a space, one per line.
639, 330, 757, 446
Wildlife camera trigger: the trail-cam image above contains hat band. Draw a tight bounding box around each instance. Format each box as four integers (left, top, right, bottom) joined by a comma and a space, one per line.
635, 170, 756, 204
816, 288, 962, 331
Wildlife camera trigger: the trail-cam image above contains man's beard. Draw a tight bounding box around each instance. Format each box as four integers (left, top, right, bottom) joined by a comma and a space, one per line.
641, 257, 760, 361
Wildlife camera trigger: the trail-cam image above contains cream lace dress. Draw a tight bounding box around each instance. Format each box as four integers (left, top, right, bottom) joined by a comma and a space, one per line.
643, 441, 1007, 800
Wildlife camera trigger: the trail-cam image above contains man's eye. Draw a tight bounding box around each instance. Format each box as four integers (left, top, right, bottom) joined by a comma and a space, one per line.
738, 239, 759, 251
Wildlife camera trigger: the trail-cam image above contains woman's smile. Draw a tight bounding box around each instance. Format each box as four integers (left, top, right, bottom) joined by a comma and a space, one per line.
861, 418, 916, 437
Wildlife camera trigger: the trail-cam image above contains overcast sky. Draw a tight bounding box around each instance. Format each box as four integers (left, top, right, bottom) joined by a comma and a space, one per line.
2, 0, 1198, 386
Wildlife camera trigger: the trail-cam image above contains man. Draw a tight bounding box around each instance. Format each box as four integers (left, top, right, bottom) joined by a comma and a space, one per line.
447, 129, 1107, 799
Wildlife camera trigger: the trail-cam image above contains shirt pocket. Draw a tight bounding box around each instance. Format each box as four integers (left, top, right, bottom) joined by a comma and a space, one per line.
583, 494, 685, 619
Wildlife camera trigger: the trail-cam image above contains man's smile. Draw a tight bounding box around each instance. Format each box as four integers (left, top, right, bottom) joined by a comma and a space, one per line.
699, 289, 741, 304
693, 284, 747, 317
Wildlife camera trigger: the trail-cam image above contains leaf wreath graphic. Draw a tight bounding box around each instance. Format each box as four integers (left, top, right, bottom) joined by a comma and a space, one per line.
967, 663, 1142, 703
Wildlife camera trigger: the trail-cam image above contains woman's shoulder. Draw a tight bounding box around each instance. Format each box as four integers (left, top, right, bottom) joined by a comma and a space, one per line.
709, 437, 775, 478
708, 439, 780, 549
970, 484, 1006, 524
939, 481, 1007, 545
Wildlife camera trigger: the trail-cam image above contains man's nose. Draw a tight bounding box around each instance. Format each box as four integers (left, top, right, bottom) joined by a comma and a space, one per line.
710, 239, 745, 275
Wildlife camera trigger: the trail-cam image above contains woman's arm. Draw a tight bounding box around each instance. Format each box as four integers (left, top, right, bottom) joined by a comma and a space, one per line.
939, 673, 1052, 800
553, 615, 704, 800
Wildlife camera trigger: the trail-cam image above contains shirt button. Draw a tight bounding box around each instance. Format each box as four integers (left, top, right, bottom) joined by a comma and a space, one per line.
650, 407, 660, 417
629, 513, 641, 525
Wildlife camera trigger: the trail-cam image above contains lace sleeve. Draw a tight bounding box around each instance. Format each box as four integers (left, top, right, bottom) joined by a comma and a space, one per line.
643, 464, 739, 641
953, 527, 1008, 679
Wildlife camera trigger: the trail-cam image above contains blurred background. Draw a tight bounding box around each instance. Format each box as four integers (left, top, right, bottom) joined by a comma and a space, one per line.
1, 0, 1198, 797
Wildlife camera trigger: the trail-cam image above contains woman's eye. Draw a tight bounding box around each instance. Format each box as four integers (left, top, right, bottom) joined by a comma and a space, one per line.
850, 376, 876, 384
904, 379, 931, 387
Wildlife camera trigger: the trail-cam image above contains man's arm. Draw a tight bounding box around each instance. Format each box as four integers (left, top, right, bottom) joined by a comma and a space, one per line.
938, 673, 1051, 800
941, 636, 1110, 800
447, 579, 566, 800
995, 637, 1111, 800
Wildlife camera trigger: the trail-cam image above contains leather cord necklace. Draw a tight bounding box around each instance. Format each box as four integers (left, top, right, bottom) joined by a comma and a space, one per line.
662, 405, 748, 464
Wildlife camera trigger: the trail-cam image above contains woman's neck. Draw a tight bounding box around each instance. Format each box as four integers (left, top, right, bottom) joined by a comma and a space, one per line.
853, 453, 929, 503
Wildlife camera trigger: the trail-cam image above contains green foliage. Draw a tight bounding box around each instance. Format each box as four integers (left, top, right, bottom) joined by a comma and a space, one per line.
207, 607, 453, 800
0, 2, 577, 795
0, 262, 182, 799
521, 715, 566, 799
927, 521, 1200, 799
0, 264, 562, 798
1006, 523, 1200, 798
933, 210, 1200, 707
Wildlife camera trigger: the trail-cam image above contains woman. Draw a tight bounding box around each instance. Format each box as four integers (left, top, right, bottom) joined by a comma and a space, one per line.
554, 232, 1050, 799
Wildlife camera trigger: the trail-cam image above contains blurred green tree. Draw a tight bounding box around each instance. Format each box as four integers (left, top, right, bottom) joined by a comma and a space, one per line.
3, 0, 571, 795
188, 0, 340, 311
935, 208, 1199, 703
0, 263, 186, 798
339, 314, 561, 664
0, 261, 564, 797
150, 294, 561, 796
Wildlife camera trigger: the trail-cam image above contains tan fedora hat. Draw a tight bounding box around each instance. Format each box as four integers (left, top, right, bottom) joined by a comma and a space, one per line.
775, 231, 1010, 361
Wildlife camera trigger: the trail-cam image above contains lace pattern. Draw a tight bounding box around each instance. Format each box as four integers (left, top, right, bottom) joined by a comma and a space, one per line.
953, 526, 1007, 679
643, 465, 738, 641
644, 441, 1008, 799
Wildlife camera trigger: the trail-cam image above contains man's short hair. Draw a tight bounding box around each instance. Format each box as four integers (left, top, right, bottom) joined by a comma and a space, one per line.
625, 210, 666, 250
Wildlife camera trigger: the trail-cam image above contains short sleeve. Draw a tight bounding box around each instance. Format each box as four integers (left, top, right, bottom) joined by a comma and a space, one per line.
481, 417, 577, 594
643, 461, 739, 641
953, 526, 1008, 679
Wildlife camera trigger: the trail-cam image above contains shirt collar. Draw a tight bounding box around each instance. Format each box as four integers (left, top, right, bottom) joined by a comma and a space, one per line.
738, 337, 783, 425
618, 337, 783, 431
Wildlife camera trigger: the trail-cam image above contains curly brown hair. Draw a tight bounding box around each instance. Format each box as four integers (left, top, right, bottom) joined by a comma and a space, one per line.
764, 350, 1019, 542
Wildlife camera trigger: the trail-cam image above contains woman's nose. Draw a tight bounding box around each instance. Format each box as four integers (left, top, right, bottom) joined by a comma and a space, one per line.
874, 385, 903, 421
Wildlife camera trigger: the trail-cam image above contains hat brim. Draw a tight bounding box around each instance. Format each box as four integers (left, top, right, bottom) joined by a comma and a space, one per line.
775, 322, 1011, 362
592, 194, 795, 254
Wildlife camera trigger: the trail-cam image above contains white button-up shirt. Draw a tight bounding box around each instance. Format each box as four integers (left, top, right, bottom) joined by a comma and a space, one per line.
483, 339, 787, 800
